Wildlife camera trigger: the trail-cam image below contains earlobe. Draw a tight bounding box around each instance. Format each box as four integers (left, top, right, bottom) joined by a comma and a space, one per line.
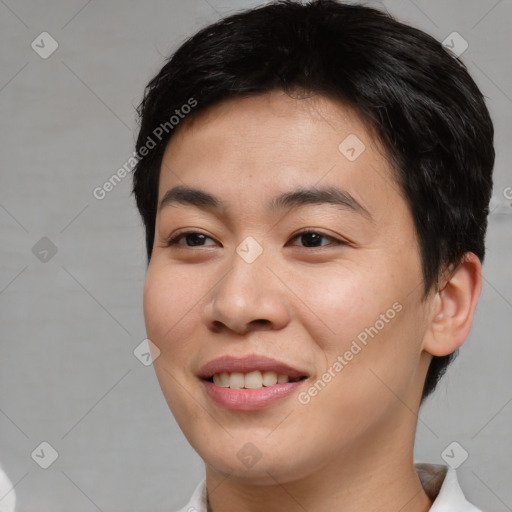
423, 253, 482, 357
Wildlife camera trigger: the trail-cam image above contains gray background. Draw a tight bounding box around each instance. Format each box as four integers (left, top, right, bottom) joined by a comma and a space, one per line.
0, 0, 511, 511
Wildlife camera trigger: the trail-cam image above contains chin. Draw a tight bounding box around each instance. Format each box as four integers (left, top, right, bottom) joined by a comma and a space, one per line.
194, 436, 323, 486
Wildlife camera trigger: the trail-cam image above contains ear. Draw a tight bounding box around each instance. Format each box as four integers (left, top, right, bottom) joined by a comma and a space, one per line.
422, 252, 482, 357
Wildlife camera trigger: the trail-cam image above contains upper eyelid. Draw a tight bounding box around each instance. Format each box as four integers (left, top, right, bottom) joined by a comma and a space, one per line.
166, 230, 217, 246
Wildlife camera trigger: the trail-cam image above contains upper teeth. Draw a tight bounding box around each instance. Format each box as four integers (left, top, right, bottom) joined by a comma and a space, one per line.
212, 371, 295, 389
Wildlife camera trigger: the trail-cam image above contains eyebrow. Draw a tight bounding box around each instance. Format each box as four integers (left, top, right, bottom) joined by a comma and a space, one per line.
158, 185, 372, 221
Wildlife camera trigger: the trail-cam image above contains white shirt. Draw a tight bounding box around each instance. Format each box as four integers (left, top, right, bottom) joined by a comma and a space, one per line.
0, 465, 16, 512
175, 463, 482, 512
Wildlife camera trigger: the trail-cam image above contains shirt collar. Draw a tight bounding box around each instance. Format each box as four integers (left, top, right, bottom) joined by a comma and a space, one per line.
177, 463, 481, 512
416, 463, 482, 512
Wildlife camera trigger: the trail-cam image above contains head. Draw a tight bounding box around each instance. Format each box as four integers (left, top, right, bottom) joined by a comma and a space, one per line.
132, 0, 493, 483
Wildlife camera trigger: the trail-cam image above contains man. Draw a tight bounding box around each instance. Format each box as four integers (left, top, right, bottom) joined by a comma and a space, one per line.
132, 1, 494, 510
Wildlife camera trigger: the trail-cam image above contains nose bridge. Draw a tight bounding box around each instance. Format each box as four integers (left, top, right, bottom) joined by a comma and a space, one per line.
206, 237, 289, 333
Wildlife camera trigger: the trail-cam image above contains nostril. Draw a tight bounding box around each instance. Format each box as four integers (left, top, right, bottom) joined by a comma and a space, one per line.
250, 319, 271, 327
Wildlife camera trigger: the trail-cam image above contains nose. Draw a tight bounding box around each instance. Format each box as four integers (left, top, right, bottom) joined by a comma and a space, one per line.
203, 247, 291, 335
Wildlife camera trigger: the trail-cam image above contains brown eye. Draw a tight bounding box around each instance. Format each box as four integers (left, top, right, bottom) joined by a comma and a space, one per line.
166, 232, 217, 247
289, 230, 344, 248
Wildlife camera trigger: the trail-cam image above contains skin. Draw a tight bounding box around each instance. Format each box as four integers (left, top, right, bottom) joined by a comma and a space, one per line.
143, 89, 482, 512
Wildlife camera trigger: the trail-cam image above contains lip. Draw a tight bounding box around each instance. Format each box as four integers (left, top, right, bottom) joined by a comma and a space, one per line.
201, 379, 305, 411
198, 354, 308, 380
198, 355, 309, 411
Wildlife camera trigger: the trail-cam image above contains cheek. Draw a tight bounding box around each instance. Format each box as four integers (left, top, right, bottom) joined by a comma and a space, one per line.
290, 264, 385, 350
324, 294, 426, 411
143, 263, 205, 420
295, 260, 423, 390
300, 305, 425, 446
143, 262, 202, 354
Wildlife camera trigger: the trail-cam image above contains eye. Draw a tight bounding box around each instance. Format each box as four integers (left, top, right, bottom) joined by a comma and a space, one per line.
164, 229, 346, 249
165, 231, 218, 248
289, 229, 345, 248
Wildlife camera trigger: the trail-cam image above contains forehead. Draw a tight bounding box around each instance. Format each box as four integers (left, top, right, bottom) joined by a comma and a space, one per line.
165, 90, 377, 164
158, 90, 403, 222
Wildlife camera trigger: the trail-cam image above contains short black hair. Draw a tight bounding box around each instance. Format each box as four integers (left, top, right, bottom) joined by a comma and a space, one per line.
132, 0, 494, 401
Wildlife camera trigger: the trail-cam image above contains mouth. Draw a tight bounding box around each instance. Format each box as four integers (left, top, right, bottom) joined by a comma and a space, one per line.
198, 354, 309, 385
205, 370, 307, 389
198, 355, 309, 410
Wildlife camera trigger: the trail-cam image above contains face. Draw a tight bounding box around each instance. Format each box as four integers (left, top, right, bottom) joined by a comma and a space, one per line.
143, 90, 434, 484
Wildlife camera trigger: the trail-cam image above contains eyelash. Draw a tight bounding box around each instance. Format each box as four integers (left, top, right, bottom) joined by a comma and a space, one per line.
164, 229, 346, 249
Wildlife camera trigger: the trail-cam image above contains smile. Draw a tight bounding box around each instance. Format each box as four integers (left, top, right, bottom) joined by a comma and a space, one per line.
198, 355, 310, 411
209, 370, 305, 389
